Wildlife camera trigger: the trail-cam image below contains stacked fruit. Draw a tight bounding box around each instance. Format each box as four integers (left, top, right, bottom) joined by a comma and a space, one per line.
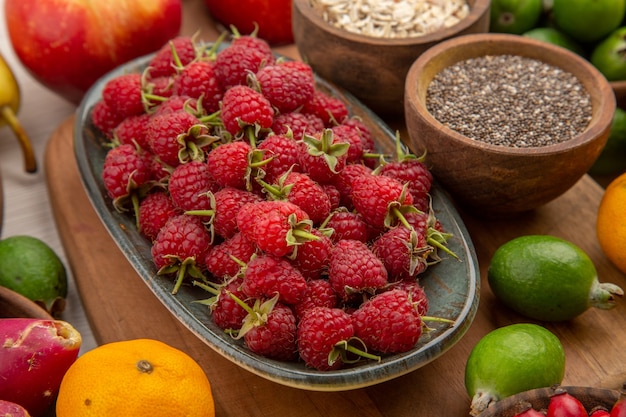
91, 34, 454, 371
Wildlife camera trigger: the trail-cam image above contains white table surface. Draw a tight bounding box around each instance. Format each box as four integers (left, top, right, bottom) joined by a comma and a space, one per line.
0, 0, 98, 353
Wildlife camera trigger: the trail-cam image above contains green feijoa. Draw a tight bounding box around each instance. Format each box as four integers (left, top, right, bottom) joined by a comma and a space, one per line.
487, 235, 623, 322
465, 323, 565, 416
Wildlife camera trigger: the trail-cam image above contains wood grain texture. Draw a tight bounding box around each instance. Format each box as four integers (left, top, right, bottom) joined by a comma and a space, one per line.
45, 115, 626, 417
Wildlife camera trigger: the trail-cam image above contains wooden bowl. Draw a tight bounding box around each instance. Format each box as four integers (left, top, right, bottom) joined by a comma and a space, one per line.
476, 385, 621, 417
292, 0, 490, 116
612, 81, 626, 109
404, 33, 615, 217
0, 285, 53, 319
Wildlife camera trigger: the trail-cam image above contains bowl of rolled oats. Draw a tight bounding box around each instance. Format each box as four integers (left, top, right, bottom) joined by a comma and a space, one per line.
292, 0, 490, 116
404, 33, 615, 217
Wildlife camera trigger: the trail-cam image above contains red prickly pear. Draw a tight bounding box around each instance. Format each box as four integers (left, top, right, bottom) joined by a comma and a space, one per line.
513, 401, 546, 417
0, 318, 82, 417
546, 388, 587, 417
0, 399, 32, 416
590, 406, 611, 417
610, 384, 626, 417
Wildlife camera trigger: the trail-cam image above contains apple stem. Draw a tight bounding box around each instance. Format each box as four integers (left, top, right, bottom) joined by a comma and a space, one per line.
1, 105, 37, 173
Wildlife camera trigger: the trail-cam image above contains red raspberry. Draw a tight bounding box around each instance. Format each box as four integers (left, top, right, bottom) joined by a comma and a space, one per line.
145, 152, 170, 182
144, 75, 175, 105
290, 228, 333, 280
101, 143, 152, 211
101, 73, 145, 119
351, 289, 423, 354
242, 253, 307, 305
220, 85, 275, 136
205, 232, 258, 280
387, 280, 429, 317
325, 210, 371, 244
321, 184, 341, 211
257, 134, 302, 183
236, 200, 312, 258
151, 214, 212, 294
167, 161, 220, 225
138, 191, 180, 242
235, 200, 280, 242
210, 187, 263, 240
331, 163, 373, 210
351, 173, 414, 229
113, 113, 151, 150
331, 123, 365, 164
302, 90, 349, 127
270, 112, 325, 141
239, 299, 298, 362
371, 226, 432, 281
214, 44, 275, 90
404, 210, 431, 236
255, 61, 315, 113
298, 129, 349, 184
343, 117, 375, 156
147, 36, 198, 79
280, 171, 332, 225
293, 279, 338, 321
147, 110, 209, 167
379, 159, 433, 213
152, 95, 200, 117
210, 277, 252, 331
91, 99, 125, 139
231, 35, 272, 54
206, 141, 253, 190
172, 59, 223, 114
297, 306, 355, 371
328, 239, 388, 302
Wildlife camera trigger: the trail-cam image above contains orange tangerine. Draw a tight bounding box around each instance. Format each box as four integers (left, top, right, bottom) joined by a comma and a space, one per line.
55, 338, 214, 417
597, 172, 626, 275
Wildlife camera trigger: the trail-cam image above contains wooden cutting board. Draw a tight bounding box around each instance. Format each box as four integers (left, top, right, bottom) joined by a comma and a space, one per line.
45, 116, 626, 417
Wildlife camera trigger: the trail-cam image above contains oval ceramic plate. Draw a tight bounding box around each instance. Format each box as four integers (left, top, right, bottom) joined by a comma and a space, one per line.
73, 49, 480, 391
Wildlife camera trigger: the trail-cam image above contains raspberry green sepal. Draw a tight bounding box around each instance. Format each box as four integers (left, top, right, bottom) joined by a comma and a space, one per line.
302, 129, 350, 174
246, 148, 273, 191
157, 254, 206, 295
589, 280, 624, 310
230, 293, 280, 340
384, 183, 419, 229
176, 123, 219, 164
191, 280, 221, 306
330, 338, 381, 367
286, 215, 320, 260
184, 191, 217, 243
421, 315, 456, 333
423, 197, 459, 261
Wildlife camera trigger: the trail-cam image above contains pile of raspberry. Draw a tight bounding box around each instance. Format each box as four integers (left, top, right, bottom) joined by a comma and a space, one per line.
92, 33, 455, 371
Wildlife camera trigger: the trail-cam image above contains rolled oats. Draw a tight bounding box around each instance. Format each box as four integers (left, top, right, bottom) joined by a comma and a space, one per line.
309, 0, 470, 38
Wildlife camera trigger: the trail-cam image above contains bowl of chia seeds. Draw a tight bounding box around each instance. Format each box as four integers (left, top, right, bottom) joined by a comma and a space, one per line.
292, 0, 490, 116
404, 33, 616, 217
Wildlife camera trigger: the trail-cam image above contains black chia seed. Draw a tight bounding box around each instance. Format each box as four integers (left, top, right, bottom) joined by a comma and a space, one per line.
425, 54, 592, 148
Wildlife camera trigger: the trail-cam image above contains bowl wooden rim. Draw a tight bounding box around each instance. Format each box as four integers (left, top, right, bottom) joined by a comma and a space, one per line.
0, 285, 53, 319
476, 385, 621, 417
405, 33, 616, 156
292, 0, 491, 46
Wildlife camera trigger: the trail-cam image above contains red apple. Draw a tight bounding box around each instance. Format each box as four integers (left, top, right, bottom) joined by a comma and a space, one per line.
204, 0, 293, 45
4, 0, 183, 104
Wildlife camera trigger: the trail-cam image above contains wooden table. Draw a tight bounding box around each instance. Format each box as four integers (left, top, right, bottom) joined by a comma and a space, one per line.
44, 2, 626, 416
46, 118, 626, 417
